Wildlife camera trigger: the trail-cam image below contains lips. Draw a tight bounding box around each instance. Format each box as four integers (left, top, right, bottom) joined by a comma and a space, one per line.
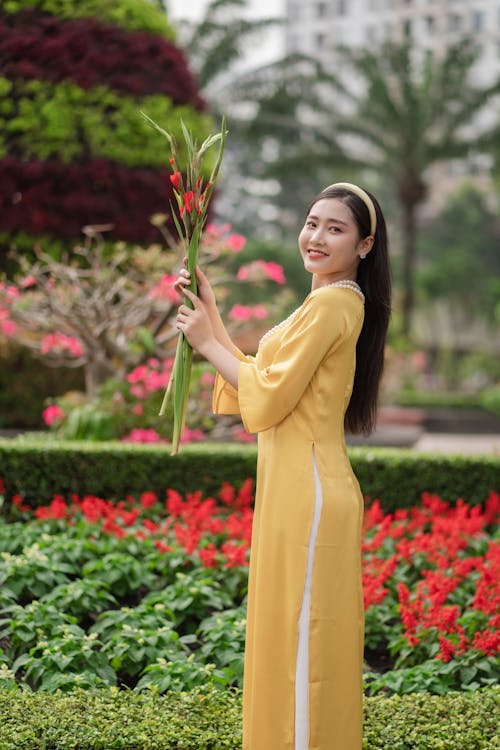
307, 249, 328, 258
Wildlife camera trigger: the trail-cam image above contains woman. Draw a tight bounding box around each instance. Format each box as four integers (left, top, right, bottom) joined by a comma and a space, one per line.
175, 182, 391, 750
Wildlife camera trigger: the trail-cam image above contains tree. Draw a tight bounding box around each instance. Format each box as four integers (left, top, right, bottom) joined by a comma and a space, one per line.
418, 184, 500, 331
298, 38, 500, 336
0, 0, 211, 259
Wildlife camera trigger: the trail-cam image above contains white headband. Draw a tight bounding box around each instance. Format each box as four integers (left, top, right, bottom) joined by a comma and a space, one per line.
324, 182, 377, 236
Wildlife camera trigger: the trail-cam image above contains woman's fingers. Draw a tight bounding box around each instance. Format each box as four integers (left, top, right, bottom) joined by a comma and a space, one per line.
181, 287, 200, 307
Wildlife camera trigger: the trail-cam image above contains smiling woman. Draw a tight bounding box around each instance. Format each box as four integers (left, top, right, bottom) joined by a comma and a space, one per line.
173, 182, 391, 750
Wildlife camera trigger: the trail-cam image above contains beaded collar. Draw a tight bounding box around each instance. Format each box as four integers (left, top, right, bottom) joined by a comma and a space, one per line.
259, 280, 364, 345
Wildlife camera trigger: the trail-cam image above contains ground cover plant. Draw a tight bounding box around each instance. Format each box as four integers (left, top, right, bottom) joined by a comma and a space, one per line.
0, 478, 498, 697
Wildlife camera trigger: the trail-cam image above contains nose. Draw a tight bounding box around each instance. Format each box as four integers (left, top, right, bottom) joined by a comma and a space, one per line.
310, 226, 325, 245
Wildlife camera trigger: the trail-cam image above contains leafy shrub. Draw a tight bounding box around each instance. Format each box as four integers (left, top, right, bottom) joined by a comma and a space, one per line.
0, 484, 497, 697
1, 439, 498, 509
0, 686, 497, 749
197, 607, 246, 688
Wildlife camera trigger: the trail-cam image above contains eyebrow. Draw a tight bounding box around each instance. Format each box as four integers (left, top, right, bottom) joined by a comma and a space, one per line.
307, 213, 349, 226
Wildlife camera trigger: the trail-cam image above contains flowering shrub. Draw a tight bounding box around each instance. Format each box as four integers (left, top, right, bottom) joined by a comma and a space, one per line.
0, 225, 287, 427
0, 479, 498, 695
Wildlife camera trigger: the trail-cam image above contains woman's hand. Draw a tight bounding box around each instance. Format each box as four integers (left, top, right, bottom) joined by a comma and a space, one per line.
176, 286, 216, 355
174, 263, 216, 309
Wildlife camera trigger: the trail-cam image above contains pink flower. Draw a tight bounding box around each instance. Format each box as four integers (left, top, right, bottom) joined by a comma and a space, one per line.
40, 332, 84, 358
236, 260, 286, 285
121, 428, 165, 443
232, 426, 256, 443
180, 427, 205, 443
262, 261, 286, 284
200, 372, 215, 386
21, 275, 36, 288
236, 267, 249, 281
127, 365, 148, 384
229, 305, 252, 321
226, 233, 246, 252
148, 275, 179, 304
42, 405, 65, 427
132, 403, 144, 415
130, 384, 148, 399
252, 304, 268, 320
1, 318, 17, 336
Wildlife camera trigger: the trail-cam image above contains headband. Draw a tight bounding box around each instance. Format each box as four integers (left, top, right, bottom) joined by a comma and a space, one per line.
324, 182, 377, 236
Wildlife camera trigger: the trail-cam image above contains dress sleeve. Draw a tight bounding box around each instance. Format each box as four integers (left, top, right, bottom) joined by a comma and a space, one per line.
238, 289, 359, 433
212, 348, 256, 415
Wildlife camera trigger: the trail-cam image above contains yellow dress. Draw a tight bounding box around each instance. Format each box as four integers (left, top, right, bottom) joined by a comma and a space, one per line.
212, 285, 365, 750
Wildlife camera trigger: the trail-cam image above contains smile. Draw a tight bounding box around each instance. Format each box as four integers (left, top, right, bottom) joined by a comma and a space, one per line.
307, 249, 329, 257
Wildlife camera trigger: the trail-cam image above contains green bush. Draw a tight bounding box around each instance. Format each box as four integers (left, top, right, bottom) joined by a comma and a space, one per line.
0, 77, 211, 168
0, 686, 497, 749
0, 439, 498, 510
3, 0, 177, 36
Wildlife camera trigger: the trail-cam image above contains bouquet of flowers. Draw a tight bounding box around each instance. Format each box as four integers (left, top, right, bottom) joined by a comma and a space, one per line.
142, 112, 227, 454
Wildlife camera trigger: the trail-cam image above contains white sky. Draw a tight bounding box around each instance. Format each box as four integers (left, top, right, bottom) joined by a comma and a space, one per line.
167, 0, 285, 65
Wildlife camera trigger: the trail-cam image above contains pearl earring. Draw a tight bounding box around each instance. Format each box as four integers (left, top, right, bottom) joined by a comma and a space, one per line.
360, 253, 366, 259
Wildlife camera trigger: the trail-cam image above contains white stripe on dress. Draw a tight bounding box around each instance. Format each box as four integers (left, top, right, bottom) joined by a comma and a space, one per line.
295, 449, 324, 750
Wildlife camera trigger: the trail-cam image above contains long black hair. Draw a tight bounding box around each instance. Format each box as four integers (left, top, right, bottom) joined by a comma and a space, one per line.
309, 185, 391, 435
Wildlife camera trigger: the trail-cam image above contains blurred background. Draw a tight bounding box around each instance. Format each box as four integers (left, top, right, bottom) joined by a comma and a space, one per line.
0, 0, 499, 451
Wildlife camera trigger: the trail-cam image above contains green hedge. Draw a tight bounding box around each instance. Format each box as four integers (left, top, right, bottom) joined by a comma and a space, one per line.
0, 77, 211, 167
0, 686, 497, 749
0, 439, 498, 510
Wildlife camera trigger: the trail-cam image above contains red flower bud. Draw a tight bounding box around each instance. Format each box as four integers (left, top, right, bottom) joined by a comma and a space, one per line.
183, 190, 194, 212
170, 171, 181, 190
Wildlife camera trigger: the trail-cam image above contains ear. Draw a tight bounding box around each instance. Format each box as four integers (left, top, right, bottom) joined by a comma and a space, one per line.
358, 235, 374, 259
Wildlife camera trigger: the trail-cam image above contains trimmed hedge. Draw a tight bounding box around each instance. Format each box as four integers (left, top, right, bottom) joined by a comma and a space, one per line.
0, 686, 497, 749
0, 438, 498, 510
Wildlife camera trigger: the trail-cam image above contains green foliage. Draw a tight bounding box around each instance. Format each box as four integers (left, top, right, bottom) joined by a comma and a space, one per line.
1, 77, 212, 168
1, 439, 498, 510
363, 688, 499, 750
197, 608, 246, 688
0, 342, 84, 430
417, 185, 500, 325
0, 686, 497, 749
3, 0, 176, 37
0, 542, 75, 601
365, 652, 498, 696
82, 551, 158, 598
12, 622, 116, 690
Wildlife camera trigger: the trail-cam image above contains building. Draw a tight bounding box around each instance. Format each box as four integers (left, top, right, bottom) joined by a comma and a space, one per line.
284, 0, 500, 213
285, 0, 500, 87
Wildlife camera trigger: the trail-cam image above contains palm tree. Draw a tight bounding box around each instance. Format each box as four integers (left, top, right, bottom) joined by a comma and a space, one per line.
172, 0, 281, 96
171, 0, 342, 235
304, 37, 500, 336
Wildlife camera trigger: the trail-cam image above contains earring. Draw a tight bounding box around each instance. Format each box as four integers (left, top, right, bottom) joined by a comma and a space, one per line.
360, 253, 366, 259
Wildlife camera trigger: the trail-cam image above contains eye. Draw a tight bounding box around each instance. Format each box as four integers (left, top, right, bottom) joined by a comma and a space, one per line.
305, 220, 316, 228
329, 225, 341, 233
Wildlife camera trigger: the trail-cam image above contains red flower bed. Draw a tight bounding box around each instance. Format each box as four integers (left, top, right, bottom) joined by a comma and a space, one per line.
5, 481, 500, 665
362, 491, 499, 664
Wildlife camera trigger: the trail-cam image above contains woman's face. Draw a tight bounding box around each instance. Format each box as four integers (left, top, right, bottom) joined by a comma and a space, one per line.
298, 198, 373, 286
